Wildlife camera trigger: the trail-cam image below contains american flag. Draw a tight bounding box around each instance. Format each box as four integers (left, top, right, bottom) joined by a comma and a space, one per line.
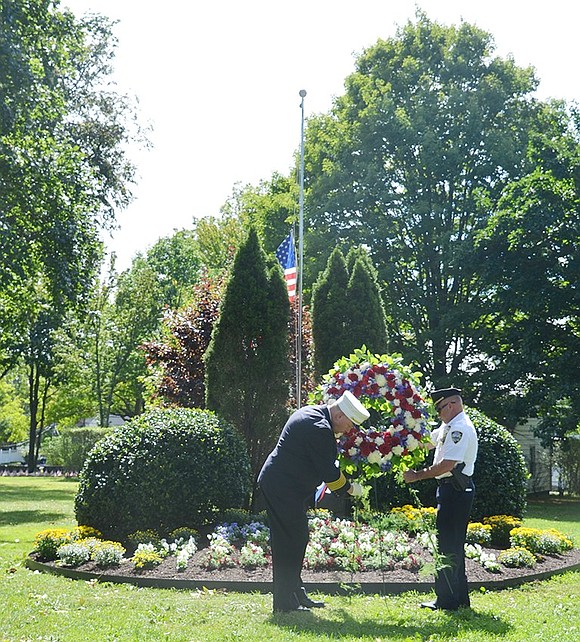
275, 232, 297, 302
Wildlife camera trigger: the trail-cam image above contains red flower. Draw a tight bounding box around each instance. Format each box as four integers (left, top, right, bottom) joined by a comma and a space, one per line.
359, 441, 376, 457
378, 441, 392, 455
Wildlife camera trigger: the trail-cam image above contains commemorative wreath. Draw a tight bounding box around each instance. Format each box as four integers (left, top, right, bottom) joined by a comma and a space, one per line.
309, 347, 433, 482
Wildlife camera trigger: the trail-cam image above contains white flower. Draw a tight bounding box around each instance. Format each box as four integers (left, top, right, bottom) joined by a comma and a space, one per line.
367, 450, 382, 465
392, 445, 403, 456
375, 374, 387, 387
406, 435, 418, 450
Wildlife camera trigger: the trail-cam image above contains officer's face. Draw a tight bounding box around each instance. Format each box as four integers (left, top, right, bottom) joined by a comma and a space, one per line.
437, 399, 459, 421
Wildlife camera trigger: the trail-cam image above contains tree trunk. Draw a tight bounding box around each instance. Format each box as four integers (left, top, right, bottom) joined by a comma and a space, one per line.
26, 364, 40, 473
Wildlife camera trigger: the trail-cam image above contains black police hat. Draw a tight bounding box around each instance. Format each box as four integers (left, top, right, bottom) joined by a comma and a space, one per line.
431, 387, 462, 407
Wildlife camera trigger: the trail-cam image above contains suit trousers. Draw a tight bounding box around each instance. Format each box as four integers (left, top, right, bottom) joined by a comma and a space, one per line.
434, 481, 475, 609
260, 485, 310, 611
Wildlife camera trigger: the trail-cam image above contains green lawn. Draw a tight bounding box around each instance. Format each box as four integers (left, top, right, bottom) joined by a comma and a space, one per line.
0, 477, 578, 642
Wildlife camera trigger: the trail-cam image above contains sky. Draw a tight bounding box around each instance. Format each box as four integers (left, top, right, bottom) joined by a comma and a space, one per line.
62, 0, 580, 271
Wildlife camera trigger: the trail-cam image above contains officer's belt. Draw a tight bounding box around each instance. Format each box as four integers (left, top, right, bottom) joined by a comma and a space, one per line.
437, 476, 472, 486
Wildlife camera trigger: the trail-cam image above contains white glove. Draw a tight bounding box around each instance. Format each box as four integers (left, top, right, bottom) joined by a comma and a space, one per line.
349, 482, 363, 497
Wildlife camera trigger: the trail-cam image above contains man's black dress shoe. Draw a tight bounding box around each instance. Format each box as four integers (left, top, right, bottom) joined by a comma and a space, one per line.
295, 587, 325, 608
420, 601, 438, 610
420, 601, 458, 611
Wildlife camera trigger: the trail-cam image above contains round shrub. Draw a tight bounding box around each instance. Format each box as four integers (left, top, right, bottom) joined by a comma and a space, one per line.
469, 408, 528, 520
74, 408, 251, 540
369, 406, 528, 520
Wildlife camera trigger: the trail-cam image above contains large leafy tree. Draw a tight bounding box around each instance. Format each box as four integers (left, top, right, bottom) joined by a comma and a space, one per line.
47, 257, 164, 430
89, 259, 164, 426
205, 228, 291, 498
220, 174, 299, 255
473, 165, 580, 438
144, 230, 202, 309
303, 12, 539, 386
0, 1, 143, 466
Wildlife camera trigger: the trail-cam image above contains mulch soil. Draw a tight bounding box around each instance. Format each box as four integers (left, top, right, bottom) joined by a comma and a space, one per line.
31, 543, 580, 589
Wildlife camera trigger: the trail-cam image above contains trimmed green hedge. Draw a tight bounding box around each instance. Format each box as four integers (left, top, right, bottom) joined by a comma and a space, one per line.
43, 426, 113, 471
74, 408, 251, 540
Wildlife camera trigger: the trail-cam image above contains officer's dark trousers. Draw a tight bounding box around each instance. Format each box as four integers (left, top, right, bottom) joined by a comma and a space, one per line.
434, 481, 475, 609
260, 485, 310, 611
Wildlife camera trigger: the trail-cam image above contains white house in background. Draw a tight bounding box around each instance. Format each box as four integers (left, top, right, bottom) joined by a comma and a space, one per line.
0, 442, 26, 464
76, 414, 126, 428
0, 425, 58, 465
512, 419, 552, 494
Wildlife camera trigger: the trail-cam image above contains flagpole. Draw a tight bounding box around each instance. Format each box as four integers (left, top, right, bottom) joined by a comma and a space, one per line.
297, 89, 306, 408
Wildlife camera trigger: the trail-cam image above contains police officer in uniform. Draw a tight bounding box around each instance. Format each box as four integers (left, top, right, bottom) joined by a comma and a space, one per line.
258, 391, 369, 613
403, 387, 478, 610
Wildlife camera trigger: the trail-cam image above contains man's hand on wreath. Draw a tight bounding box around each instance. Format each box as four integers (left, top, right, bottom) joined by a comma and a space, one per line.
348, 482, 364, 497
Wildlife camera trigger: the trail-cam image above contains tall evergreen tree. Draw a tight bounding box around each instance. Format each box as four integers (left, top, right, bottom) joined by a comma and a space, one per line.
205, 228, 291, 498
311, 248, 350, 378
346, 254, 389, 356
311, 247, 388, 378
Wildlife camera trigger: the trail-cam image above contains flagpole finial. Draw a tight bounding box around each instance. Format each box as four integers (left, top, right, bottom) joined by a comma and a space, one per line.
299, 89, 307, 98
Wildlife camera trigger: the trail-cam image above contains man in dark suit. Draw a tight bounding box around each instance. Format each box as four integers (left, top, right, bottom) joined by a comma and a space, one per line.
258, 391, 369, 613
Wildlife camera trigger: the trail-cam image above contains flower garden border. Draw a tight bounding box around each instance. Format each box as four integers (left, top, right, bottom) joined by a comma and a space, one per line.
25, 553, 580, 595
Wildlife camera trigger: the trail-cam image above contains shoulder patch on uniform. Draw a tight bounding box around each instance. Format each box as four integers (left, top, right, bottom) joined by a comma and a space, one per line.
451, 430, 463, 444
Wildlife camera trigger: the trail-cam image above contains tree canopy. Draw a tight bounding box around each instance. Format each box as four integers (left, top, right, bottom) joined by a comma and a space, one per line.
0, 0, 146, 465
295, 11, 579, 438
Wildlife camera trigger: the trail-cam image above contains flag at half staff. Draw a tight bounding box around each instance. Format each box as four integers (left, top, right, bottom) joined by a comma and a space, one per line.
275, 232, 297, 302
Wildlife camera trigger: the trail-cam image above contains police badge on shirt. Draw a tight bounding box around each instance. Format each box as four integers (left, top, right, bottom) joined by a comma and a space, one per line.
451, 430, 463, 444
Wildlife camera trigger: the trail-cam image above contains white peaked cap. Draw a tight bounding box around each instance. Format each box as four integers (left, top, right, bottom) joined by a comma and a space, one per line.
336, 390, 370, 425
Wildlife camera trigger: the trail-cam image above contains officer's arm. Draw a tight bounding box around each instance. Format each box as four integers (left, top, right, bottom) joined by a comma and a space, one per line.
403, 458, 457, 483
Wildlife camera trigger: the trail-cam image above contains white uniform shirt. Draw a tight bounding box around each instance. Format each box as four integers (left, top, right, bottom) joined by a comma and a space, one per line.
431, 410, 478, 478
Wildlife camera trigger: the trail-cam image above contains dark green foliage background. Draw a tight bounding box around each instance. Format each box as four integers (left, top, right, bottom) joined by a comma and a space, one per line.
74, 408, 251, 539
369, 407, 529, 520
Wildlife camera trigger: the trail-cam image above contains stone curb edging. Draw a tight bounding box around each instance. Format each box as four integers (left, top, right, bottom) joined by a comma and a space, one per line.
25, 556, 580, 595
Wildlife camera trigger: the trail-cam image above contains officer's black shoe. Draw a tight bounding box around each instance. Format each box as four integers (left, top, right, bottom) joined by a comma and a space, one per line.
295, 587, 325, 608
273, 605, 311, 613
